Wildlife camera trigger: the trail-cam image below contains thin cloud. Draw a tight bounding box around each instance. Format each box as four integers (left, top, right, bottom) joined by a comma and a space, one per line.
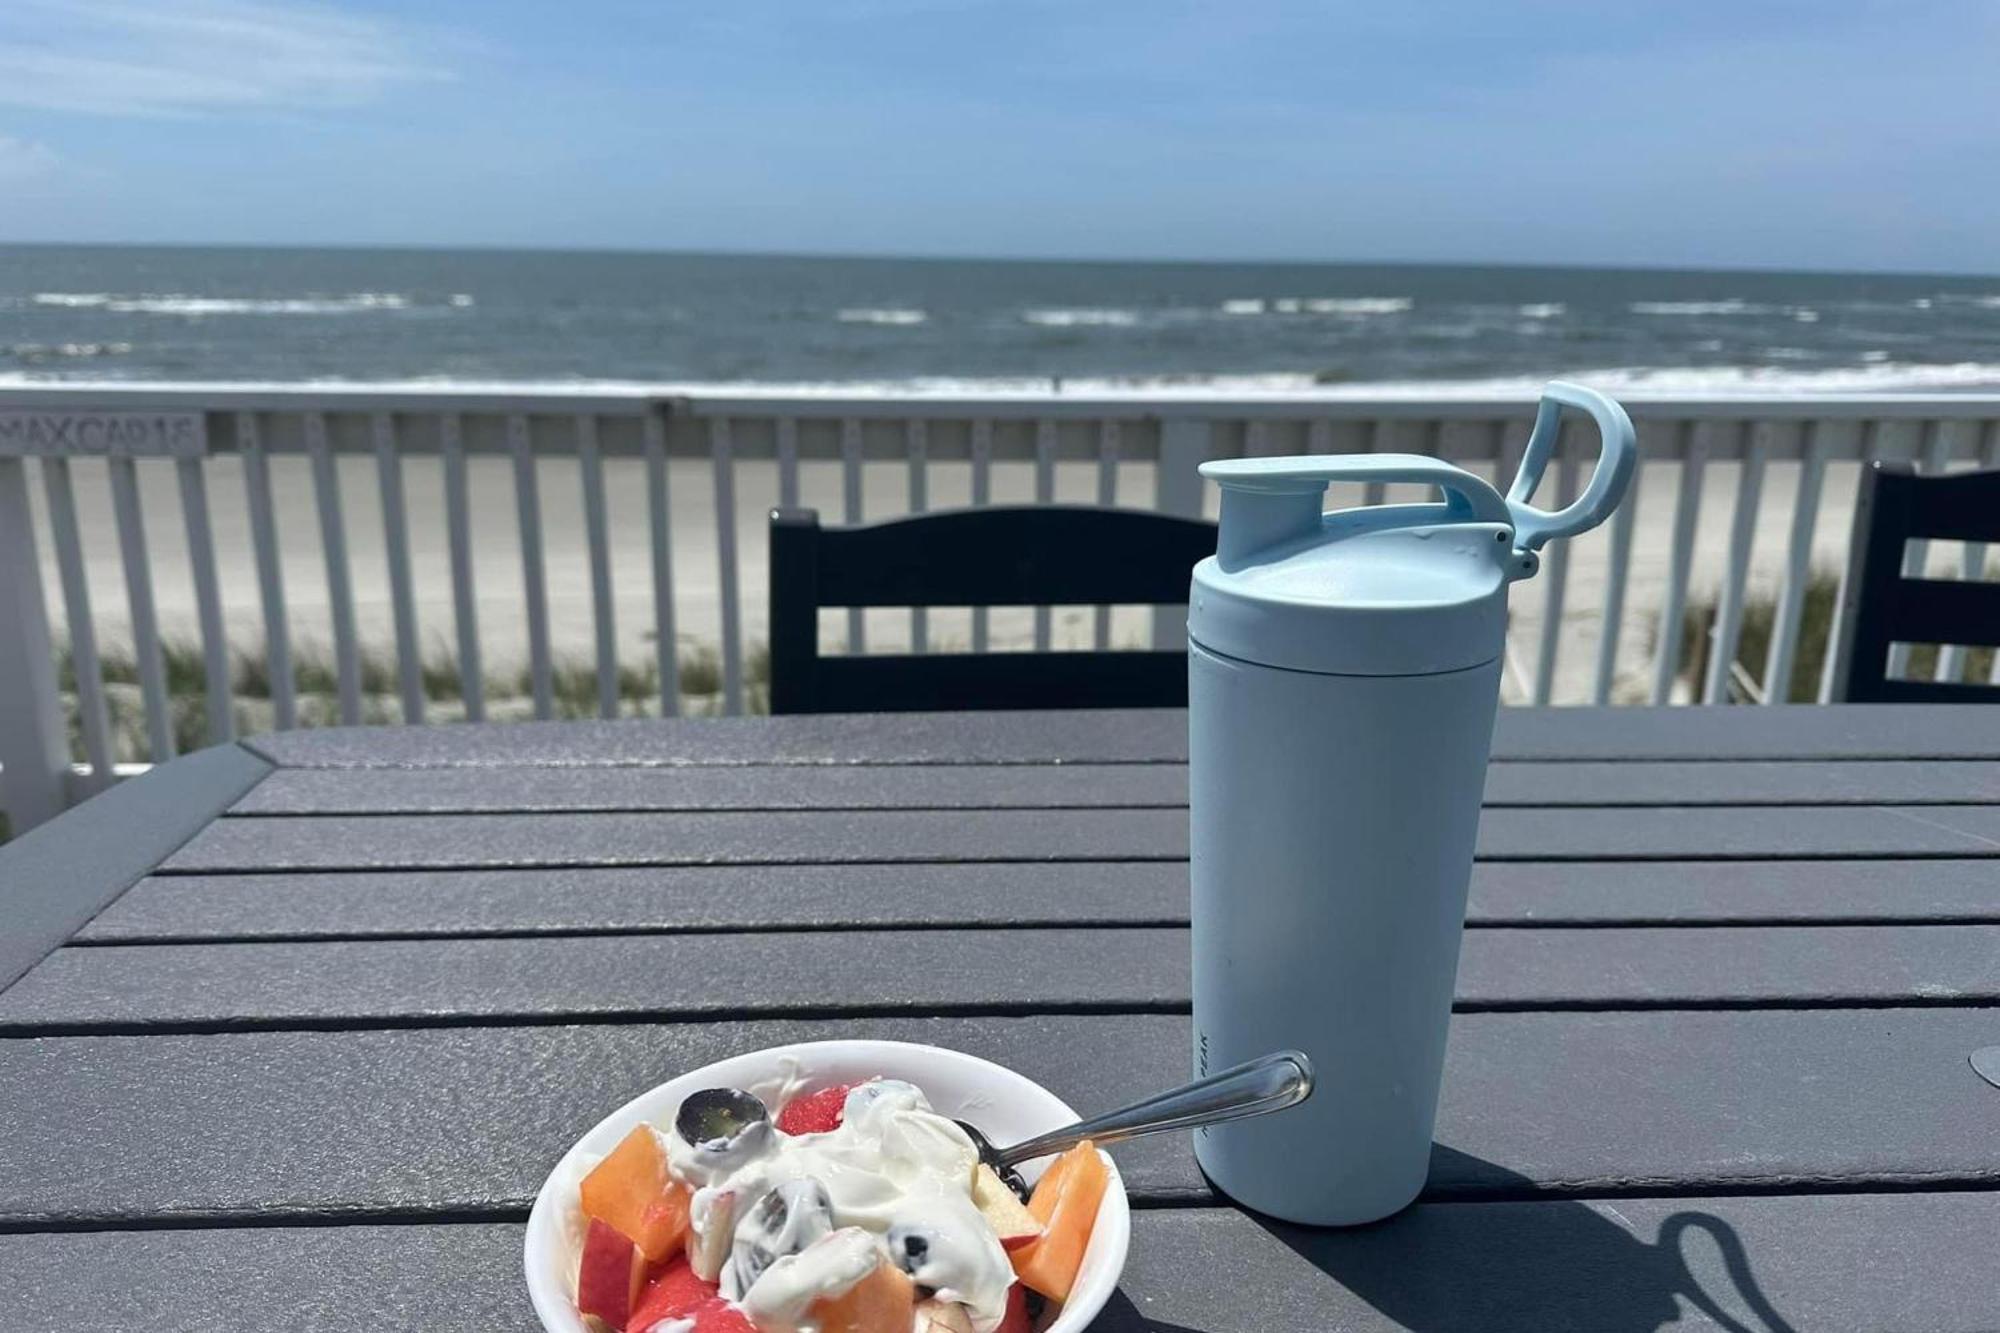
0, 134, 59, 179
0, 0, 447, 116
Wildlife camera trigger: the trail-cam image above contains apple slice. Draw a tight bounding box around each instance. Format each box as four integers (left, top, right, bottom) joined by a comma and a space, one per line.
971, 1164, 1043, 1252
914, 1297, 977, 1333
578, 1216, 647, 1331
687, 1189, 737, 1282
993, 1284, 1033, 1333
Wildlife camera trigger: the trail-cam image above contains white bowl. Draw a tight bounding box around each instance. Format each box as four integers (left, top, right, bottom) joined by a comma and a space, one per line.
525, 1039, 1131, 1333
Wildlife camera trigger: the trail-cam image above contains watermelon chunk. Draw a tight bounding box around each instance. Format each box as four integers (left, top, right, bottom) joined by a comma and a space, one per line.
629, 1256, 718, 1332
777, 1083, 852, 1135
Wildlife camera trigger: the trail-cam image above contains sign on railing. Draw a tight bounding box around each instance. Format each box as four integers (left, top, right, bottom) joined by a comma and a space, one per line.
0, 411, 206, 458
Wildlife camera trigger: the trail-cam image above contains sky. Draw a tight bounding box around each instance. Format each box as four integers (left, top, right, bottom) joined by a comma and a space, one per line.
0, 0, 1996, 272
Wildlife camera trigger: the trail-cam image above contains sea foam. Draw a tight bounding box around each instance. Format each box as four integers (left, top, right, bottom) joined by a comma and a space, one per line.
33, 291, 415, 315
1628, 299, 1773, 316
1229, 297, 1413, 316
1021, 308, 1141, 326
10, 360, 2000, 397
835, 308, 928, 325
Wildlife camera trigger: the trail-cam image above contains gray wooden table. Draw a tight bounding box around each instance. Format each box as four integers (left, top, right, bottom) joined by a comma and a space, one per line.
4, 705, 2000, 1331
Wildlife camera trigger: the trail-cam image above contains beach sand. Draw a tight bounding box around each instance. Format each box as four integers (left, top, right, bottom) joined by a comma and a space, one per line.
26, 454, 1869, 707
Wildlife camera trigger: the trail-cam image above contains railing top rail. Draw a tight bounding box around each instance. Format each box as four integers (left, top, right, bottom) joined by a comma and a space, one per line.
0, 383, 662, 414
2, 381, 2000, 421
667, 393, 2000, 421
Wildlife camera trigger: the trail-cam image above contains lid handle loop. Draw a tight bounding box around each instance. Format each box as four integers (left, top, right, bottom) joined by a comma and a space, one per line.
1504, 381, 1638, 553
1198, 383, 1637, 568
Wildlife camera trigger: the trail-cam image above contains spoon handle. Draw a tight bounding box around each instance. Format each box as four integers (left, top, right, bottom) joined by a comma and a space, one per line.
994, 1050, 1314, 1169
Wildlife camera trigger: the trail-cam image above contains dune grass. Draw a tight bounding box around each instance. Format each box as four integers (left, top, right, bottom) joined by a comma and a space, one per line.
1661, 569, 1994, 703
56, 635, 771, 763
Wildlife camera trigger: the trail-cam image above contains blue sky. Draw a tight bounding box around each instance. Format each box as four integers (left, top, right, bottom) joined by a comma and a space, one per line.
1, 0, 1995, 271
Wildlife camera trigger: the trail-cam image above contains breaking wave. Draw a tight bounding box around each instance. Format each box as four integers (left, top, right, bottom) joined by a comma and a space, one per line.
31, 291, 420, 315
1021, 308, 1141, 326
835, 308, 928, 325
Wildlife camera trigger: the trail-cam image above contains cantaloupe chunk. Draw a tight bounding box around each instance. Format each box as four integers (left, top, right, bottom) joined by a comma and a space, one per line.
581, 1125, 692, 1262
808, 1258, 916, 1333
1010, 1140, 1109, 1303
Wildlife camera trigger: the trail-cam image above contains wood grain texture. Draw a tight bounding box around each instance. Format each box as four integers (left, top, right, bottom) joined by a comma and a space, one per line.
2, 1010, 1996, 1224
78, 863, 1193, 940
12, 1193, 2000, 1333
1101, 1192, 2000, 1333
13, 706, 2000, 1333
74, 857, 2000, 943
13, 925, 2000, 1030
239, 704, 2000, 768
230, 763, 1192, 813
161, 804, 2000, 872
7, 1194, 2000, 1333
228, 758, 2000, 814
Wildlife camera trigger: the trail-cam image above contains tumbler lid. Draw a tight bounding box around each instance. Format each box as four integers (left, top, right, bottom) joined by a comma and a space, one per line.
1188, 382, 1636, 677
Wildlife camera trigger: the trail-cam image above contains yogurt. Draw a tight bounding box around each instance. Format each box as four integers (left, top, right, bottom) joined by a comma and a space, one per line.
666, 1079, 1015, 1332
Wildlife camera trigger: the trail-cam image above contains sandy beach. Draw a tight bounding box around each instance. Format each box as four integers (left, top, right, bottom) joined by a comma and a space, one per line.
25, 452, 1867, 708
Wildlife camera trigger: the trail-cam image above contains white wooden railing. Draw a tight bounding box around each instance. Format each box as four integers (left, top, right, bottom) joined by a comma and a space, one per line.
3, 384, 1999, 832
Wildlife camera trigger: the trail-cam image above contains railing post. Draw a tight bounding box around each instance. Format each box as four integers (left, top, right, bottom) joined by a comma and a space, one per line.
1153, 417, 1210, 650
0, 458, 69, 833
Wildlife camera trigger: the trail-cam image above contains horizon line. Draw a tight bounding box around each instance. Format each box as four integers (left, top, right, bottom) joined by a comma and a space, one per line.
1, 239, 1996, 284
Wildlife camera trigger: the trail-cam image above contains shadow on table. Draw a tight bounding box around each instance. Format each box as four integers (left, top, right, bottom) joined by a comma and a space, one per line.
1092, 1146, 1797, 1332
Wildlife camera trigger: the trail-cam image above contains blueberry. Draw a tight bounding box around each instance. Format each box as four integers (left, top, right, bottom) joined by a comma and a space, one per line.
886, 1224, 934, 1279
726, 1178, 834, 1295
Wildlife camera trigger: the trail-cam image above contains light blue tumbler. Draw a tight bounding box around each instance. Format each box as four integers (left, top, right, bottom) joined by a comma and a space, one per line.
1187, 382, 1637, 1225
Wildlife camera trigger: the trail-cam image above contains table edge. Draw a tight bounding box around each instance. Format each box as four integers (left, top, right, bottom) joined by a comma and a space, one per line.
0, 743, 271, 994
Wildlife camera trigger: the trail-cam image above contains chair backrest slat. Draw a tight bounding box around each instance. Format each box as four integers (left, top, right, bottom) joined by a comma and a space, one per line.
806, 506, 1216, 608
1836, 462, 2000, 702
815, 649, 1191, 712
1875, 578, 2000, 649
1902, 467, 2000, 543
769, 505, 1218, 714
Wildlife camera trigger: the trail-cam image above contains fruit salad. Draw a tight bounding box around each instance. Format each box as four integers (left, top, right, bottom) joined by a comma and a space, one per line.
569, 1076, 1110, 1333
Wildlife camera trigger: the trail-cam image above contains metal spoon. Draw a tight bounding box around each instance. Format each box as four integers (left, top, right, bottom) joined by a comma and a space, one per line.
957, 1049, 1313, 1188
673, 1050, 1313, 1187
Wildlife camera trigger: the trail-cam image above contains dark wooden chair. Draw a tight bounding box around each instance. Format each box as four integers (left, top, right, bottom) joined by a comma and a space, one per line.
768, 505, 1217, 713
1833, 461, 2000, 702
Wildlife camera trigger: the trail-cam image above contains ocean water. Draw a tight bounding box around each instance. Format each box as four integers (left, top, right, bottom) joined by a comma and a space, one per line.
3, 244, 1999, 394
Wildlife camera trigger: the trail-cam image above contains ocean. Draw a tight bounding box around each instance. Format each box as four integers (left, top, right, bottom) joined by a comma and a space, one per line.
3, 244, 1999, 394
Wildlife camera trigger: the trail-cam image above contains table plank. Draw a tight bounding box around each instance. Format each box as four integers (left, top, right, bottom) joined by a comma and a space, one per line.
11, 924, 2000, 1031
161, 805, 2000, 871
1104, 1193, 2000, 1333
9, 1192, 2000, 1333
231, 764, 1190, 813
230, 758, 2000, 814
0, 743, 269, 993
166, 809, 1188, 870
0, 1224, 530, 1333
0, 928, 1182, 1031
2, 1011, 1995, 1224
240, 704, 2000, 768
79, 864, 1190, 941
13, 707, 2000, 1333
1488, 759, 2000, 806
80, 857, 2000, 943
